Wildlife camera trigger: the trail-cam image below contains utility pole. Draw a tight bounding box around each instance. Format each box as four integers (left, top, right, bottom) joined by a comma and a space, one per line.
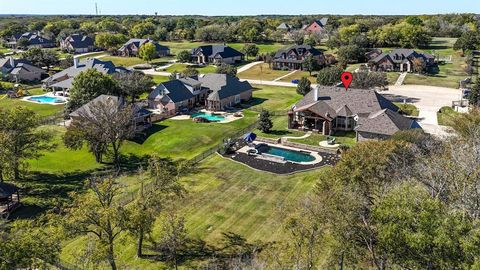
95, 2, 98, 16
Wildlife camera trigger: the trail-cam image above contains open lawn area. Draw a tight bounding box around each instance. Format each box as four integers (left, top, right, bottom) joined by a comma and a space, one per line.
278, 70, 318, 84
394, 102, 420, 117
60, 154, 327, 269
0, 88, 64, 118
76, 51, 107, 59
437, 106, 461, 126
100, 56, 172, 67
162, 63, 217, 74
238, 63, 291, 81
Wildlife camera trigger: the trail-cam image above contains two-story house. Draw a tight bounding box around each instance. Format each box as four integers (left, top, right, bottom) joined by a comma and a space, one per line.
118, 39, 170, 57
272, 45, 325, 70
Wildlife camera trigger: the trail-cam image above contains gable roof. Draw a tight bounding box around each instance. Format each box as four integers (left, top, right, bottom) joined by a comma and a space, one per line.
43, 58, 128, 89
0, 57, 44, 75
277, 23, 292, 30
199, 74, 253, 101
64, 34, 94, 48
274, 45, 323, 60
313, 18, 329, 27
192, 45, 244, 59
294, 86, 399, 117
371, 49, 435, 64
355, 109, 418, 135
70, 95, 124, 118
149, 79, 194, 103
0, 57, 32, 69
10, 63, 45, 75
119, 39, 169, 52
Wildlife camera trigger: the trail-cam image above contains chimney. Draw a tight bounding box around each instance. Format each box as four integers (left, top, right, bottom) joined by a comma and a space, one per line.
73, 57, 79, 68
314, 87, 318, 101
176, 72, 180, 80
8, 57, 15, 67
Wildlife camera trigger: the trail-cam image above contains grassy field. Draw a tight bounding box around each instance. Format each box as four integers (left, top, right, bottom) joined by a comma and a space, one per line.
0, 88, 64, 117
437, 106, 461, 126
394, 102, 420, 117
151, 75, 169, 84
278, 70, 318, 83
162, 63, 217, 74
238, 63, 291, 81
76, 51, 107, 59
61, 154, 327, 269
100, 56, 172, 67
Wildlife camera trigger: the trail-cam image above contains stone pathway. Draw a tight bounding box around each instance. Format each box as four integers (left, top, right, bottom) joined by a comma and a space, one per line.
395, 72, 408, 86
273, 70, 297, 82
282, 131, 312, 141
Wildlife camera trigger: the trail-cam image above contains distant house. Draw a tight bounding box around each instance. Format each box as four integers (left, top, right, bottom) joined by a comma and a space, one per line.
118, 39, 170, 57
277, 23, 292, 31
288, 86, 420, 141
191, 45, 244, 65
272, 45, 325, 70
365, 48, 383, 61
303, 18, 328, 34
60, 34, 95, 54
0, 57, 46, 82
5, 32, 55, 49
70, 94, 152, 132
148, 74, 252, 115
369, 49, 435, 73
42, 58, 128, 96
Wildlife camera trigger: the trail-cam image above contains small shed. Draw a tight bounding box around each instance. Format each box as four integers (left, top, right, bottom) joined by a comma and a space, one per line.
0, 183, 21, 216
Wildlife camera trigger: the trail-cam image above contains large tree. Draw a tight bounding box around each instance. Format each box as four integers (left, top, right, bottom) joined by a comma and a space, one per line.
67, 69, 118, 112
113, 71, 155, 104
296, 77, 312, 96
21, 48, 59, 71
316, 66, 343, 86
176, 50, 191, 63
0, 107, 53, 180
64, 177, 126, 270
215, 63, 237, 77
64, 97, 135, 169
468, 77, 480, 107
351, 71, 388, 90
138, 42, 157, 62
243, 44, 259, 60
257, 109, 273, 133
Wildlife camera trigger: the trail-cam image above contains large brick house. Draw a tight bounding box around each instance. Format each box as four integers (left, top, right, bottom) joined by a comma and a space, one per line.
0, 57, 46, 82
118, 39, 170, 57
272, 45, 325, 70
191, 45, 244, 65
369, 49, 435, 72
5, 32, 55, 49
60, 34, 95, 54
302, 18, 329, 34
288, 86, 420, 141
148, 74, 252, 115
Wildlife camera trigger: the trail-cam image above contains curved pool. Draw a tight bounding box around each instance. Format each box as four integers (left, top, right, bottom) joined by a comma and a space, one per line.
256, 144, 315, 163
191, 112, 225, 122
28, 95, 66, 104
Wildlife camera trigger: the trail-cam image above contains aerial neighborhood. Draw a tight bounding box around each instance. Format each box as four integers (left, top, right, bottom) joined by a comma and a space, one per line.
0, 3, 479, 269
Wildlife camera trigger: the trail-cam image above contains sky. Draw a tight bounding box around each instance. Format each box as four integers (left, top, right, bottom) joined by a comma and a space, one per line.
0, 0, 479, 15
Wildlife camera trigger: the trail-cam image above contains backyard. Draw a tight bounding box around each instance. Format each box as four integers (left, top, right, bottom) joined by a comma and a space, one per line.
0, 88, 64, 117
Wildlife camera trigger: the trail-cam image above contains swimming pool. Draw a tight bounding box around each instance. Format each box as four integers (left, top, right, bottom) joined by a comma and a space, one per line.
191, 112, 225, 122
256, 144, 316, 163
28, 95, 66, 104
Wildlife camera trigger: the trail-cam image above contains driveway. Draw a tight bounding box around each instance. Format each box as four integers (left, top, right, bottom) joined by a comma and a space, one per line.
382, 85, 462, 136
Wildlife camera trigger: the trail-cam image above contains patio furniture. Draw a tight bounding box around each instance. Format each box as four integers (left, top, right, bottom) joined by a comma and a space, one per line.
243, 132, 257, 143
327, 136, 336, 145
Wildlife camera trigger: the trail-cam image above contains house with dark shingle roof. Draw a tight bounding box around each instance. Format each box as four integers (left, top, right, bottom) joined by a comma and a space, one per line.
5, 32, 55, 49
118, 39, 170, 58
288, 86, 420, 141
60, 34, 95, 54
191, 45, 244, 65
42, 58, 128, 96
148, 74, 252, 115
0, 57, 46, 82
369, 49, 435, 73
273, 45, 325, 70
277, 23, 292, 31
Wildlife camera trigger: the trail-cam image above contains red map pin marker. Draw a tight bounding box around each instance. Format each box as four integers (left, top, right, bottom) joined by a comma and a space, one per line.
341, 72, 353, 90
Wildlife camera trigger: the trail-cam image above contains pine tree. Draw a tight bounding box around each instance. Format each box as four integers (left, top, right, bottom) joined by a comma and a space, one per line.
296, 77, 312, 96
469, 77, 480, 107
257, 109, 273, 133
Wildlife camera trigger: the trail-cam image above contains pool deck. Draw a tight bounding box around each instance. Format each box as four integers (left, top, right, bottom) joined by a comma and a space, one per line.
170, 109, 244, 123
237, 143, 323, 165
21, 92, 67, 106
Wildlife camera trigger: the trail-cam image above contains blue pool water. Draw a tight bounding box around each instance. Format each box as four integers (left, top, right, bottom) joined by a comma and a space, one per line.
256, 144, 315, 163
28, 96, 65, 104
191, 112, 225, 122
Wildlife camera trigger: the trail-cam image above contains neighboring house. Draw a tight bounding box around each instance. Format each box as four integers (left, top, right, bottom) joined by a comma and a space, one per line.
0, 57, 46, 82
369, 49, 435, 72
288, 86, 420, 141
148, 74, 252, 115
60, 34, 95, 54
303, 18, 328, 34
277, 23, 292, 31
191, 45, 244, 65
199, 74, 253, 111
365, 48, 383, 61
69, 95, 152, 132
42, 58, 128, 96
5, 32, 55, 49
272, 45, 325, 70
118, 39, 170, 57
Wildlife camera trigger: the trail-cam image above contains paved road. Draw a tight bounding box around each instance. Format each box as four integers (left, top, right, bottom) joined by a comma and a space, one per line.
237, 61, 263, 73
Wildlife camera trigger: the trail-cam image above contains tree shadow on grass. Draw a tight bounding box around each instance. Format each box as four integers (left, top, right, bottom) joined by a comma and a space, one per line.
130, 124, 168, 144
241, 97, 268, 110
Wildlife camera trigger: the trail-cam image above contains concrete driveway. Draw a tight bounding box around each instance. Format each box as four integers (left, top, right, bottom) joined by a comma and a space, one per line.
382, 85, 463, 136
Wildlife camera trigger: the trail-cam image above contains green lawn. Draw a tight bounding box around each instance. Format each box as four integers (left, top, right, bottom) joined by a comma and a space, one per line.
0, 88, 64, 118
151, 75, 169, 84
100, 56, 172, 67
61, 154, 327, 269
238, 63, 291, 81
162, 63, 217, 74
248, 84, 302, 112
76, 51, 107, 59
394, 102, 420, 117
278, 70, 318, 84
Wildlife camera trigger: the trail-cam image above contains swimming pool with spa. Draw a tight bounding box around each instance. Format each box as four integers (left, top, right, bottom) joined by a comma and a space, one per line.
191, 112, 225, 122
256, 144, 316, 163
